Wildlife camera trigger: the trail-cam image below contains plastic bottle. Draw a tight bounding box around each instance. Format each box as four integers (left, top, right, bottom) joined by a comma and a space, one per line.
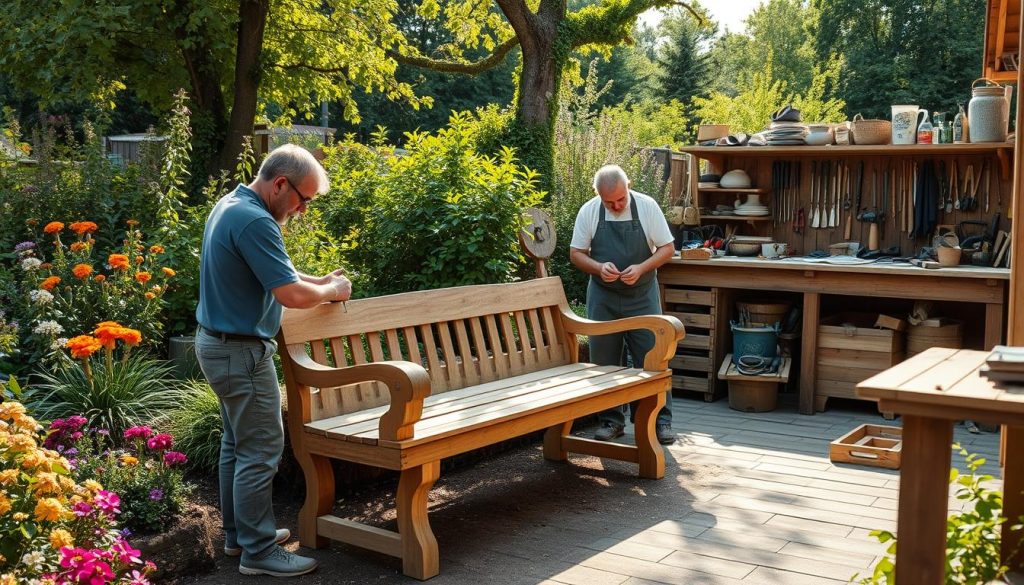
953, 103, 969, 144
917, 115, 933, 144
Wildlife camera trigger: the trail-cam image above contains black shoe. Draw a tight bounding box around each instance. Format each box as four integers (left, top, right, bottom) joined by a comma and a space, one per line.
656, 423, 675, 445
594, 422, 625, 441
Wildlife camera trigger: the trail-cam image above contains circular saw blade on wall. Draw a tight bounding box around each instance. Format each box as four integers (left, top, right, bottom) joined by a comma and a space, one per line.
519, 208, 556, 260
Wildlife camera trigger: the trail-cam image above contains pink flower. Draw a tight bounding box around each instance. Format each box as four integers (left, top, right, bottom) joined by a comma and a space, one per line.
93, 490, 121, 517
123, 425, 153, 441
146, 433, 173, 451
128, 570, 151, 585
72, 501, 93, 517
111, 538, 142, 565
163, 450, 187, 467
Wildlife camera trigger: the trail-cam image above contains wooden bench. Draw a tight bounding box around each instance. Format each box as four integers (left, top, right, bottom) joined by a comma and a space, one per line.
277, 276, 684, 579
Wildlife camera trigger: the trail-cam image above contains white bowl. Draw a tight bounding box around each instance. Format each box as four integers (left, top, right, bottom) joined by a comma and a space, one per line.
720, 169, 752, 189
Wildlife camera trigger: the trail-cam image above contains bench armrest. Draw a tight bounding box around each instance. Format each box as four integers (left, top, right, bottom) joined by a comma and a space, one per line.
287, 350, 432, 441
559, 311, 685, 371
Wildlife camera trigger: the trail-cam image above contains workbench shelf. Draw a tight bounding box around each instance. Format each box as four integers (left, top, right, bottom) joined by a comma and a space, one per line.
699, 215, 771, 222
697, 188, 770, 194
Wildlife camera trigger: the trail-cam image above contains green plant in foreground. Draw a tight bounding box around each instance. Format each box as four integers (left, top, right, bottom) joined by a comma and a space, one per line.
853, 444, 1022, 584
167, 379, 223, 474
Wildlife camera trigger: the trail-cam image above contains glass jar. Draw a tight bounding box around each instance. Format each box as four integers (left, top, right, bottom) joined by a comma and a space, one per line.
968, 79, 1008, 143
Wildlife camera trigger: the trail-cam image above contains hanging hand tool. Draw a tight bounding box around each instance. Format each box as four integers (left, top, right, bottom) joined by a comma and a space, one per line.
829, 161, 839, 228
843, 162, 853, 240
955, 163, 965, 210
795, 207, 805, 234
963, 164, 979, 211
983, 160, 990, 213
946, 163, 955, 214
810, 161, 820, 229
772, 161, 780, 227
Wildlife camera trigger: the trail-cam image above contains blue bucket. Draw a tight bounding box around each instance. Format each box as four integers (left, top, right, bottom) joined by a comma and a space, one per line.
731, 321, 780, 363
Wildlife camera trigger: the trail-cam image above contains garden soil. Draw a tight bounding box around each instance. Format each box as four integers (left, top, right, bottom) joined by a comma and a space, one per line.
175, 420, 721, 585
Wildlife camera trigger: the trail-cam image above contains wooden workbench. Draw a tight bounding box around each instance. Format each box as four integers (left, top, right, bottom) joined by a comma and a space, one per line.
856, 348, 1024, 583
660, 257, 1010, 413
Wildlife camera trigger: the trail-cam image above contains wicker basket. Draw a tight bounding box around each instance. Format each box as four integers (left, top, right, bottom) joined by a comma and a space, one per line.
850, 113, 892, 145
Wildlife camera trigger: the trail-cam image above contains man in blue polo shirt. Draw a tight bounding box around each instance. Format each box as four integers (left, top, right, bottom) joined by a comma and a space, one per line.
195, 144, 351, 578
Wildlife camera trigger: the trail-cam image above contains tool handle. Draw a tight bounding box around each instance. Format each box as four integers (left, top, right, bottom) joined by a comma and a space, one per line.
868, 222, 879, 251
844, 213, 852, 240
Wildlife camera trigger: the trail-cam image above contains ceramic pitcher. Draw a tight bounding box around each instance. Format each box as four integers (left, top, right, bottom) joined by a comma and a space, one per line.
891, 105, 928, 144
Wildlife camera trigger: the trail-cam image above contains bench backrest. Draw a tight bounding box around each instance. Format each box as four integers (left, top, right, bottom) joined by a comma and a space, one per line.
279, 277, 576, 422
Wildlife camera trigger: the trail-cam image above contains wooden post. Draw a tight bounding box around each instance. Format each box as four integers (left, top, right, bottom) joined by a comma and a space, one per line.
1003, 425, 1024, 570
895, 415, 954, 585
799, 291, 820, 415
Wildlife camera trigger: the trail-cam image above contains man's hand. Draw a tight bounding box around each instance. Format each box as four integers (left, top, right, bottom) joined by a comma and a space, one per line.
600, 262, 621, 283
619, 264, 645, 285
327, 274, 352, 302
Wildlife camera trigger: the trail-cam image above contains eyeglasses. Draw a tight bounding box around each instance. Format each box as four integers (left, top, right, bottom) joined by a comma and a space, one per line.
284, 177, 314, 207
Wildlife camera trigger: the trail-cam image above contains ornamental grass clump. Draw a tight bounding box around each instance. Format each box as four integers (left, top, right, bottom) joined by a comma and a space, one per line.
12, 220, 175, 366
43, 417, 190, 536
25, 321, 186, 439
0, 400, 157, 584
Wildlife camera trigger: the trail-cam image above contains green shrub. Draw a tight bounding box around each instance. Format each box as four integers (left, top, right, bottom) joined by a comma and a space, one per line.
25, 351, 186, 439
167, 380, 223, 474
320, 111, 543, 296
853, 444, 1022, 584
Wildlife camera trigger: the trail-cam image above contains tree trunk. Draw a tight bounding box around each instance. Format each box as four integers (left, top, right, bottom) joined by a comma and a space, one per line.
220, 0, 270, 172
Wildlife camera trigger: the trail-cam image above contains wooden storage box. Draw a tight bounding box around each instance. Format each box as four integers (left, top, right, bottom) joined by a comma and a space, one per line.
816, 313, 905, 412
906, 319, 963, 358
830, 424, 903, 469
663, 285, 731, 401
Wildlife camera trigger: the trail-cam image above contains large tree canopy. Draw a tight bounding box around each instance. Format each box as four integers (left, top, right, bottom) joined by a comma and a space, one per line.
0, 0, 427, 175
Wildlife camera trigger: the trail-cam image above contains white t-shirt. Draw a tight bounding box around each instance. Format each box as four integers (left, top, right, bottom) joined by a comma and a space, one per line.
570, 190, 674, 252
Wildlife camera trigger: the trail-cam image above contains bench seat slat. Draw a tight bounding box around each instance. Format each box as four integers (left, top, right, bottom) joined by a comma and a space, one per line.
371, 369, 664, 448
483, 315, 511, 378
514, 311, 536, 369
315, 364, 624, 440
304, 362, 595, 435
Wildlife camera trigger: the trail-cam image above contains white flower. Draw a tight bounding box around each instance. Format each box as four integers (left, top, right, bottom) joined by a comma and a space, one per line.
20, 257, 42, 271
32, 320, 64, 336
29, 289, 54, 305
53, 337, 69, 350
21, 550, 45, 570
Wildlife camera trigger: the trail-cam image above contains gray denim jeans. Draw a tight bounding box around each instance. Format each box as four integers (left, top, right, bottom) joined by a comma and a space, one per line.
195, 330, 282, 558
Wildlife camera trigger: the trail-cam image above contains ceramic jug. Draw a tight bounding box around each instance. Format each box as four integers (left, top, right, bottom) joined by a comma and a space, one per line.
891, 105, 928, 145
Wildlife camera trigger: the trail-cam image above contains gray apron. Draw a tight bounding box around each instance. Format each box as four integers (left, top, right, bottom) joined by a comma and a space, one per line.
586, 193, 671, 425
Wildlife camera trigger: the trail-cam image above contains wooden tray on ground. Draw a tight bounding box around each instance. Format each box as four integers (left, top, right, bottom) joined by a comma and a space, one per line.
829, 424, 903, 469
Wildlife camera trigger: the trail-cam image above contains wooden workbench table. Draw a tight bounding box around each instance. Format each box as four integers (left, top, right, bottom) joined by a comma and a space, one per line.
660, 257, 1010, 413
856, 348, 1024, 583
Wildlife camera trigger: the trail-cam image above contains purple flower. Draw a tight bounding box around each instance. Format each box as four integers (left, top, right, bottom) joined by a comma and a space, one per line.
14, 241, 36, 252
96, 428, 110, 437
163, 451, 187, 467
65, 447, 78, 456
148, 489, 164, 501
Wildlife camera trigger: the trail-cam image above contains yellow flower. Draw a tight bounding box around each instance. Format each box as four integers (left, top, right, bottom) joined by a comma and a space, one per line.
49, 528, 74, 549
21, 451, 49, 470
0, 401, 27, 421
149, 245, 165, 254
58, 475, 76, 492
33, 471, 61, 495
0, 573, 16, 585
83, 479, 102, 493
34, 497, 63, 522
0, 470, 18, 485
161, 267, 175, 277
12, 512, 28, 522
144, 292, 156, 300
8, 433, 35, 452
120, 454, 139, 466
0, 492, 11, 515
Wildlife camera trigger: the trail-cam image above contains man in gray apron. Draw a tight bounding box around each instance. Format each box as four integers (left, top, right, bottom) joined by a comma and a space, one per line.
570, 165, 676, 444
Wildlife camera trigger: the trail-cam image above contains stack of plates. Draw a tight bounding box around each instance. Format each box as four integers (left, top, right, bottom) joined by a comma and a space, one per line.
734, 206, 770, 216
765, 122, 807, 146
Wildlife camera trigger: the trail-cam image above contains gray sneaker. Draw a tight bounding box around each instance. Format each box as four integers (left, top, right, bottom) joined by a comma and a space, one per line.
239, 545, 318, 577
225, 528, 291, 556
594, 422, 625, 441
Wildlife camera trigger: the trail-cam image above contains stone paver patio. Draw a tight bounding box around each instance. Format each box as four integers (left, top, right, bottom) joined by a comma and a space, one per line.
186, 394, 1003, 584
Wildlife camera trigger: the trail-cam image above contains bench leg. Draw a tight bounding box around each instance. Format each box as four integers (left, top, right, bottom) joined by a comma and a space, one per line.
397, 460, 440, 580
633, 392, 666, 480
297, 452, 335, 549
542, 422, 572, 461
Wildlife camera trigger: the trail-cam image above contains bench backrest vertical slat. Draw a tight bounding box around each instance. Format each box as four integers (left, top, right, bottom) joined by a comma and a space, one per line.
483, 314, 511, 378
279, 277, 576, 422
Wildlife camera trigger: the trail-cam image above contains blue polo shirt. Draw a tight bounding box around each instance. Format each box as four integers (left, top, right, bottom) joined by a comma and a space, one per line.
196, 184, 299, 339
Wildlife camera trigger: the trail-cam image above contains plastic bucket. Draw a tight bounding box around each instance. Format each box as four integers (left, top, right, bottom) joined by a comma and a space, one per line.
731, 321, 780, 363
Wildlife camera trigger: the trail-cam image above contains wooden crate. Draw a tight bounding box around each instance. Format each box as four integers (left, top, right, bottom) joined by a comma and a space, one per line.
829, 424, 903, 469
816, 313, 905, 413
663, 284, 730, 401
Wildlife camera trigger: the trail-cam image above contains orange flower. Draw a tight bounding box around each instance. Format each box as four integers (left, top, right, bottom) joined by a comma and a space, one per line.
69, 221, 98, 235
135, 271, 152, 284
135, 255, 144, 265
108, 254, 130, 270
150, 285, 161, 293
94, 275, 106, 282
69, 242, 89, 253
117, 327, 142, 346
95, 321, 122, 329
161, 267, 175, 277
66, 335, 102, 359
144, 292, 156, 300
40, 276, 61, 291
149, 245, 165, 254
72, 264, 93, 279
126, 219, 139, 226
43, 222, 64, 234
94, 323, 142, 348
